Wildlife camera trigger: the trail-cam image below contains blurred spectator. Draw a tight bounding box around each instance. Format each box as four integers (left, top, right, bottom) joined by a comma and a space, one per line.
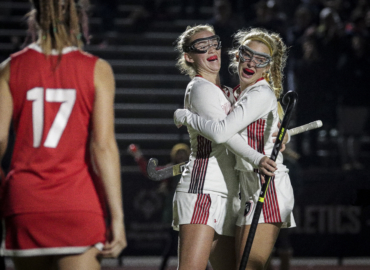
321, 0, 354, 22
300, 0, 324, 25
344, 9, 369, 37
127, 143, 190, 270
315, 7, 344, 55
247, 0, 287, 39
286, 1, 370, 168
336, 35, 369, 170
293, 37, 325, 165
314, 7, 345, 127
286, 5, 315, 59
208, 0, 239, 86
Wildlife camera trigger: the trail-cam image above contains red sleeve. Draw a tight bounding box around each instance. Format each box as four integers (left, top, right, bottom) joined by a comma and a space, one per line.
135, 156, 148, 177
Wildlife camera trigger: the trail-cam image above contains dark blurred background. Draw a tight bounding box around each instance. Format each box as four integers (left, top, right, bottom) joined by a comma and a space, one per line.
1, 0, 370, 266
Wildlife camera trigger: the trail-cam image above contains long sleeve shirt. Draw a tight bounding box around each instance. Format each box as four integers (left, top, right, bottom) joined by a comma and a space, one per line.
176, 76, 239, 196
175, 79, 287, 173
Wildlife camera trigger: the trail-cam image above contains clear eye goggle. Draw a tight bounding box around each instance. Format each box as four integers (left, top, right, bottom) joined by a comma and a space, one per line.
238, 45, 272, 68
183, 35, 221, 54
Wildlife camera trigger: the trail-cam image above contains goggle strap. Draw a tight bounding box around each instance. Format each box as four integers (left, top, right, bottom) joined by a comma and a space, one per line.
183, 35, 221, 53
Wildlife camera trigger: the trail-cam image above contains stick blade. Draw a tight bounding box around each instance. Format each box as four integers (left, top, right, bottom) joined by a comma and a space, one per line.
147, 158, 177, 181
147, 158, 159, 180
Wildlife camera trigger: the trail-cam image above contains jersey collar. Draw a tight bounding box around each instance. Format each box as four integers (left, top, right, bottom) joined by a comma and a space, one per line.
195, 74, 225, 93
28, 43, 79, 55
233, 77, 265, 100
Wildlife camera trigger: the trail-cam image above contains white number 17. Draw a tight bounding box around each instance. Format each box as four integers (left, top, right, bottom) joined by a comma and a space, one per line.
27, 87, 76, 148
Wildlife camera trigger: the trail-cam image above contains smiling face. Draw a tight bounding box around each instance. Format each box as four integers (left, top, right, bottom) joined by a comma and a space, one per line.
238, 40, 271, 90
184, 30, 221, 77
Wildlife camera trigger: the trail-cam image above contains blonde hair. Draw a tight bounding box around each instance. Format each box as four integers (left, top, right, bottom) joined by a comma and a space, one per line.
229, 28, 288, 119
27, 0, 90, 55
175, 24, 215, 78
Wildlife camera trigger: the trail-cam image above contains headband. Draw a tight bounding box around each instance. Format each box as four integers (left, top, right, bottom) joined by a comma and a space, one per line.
245, 37, 273, 56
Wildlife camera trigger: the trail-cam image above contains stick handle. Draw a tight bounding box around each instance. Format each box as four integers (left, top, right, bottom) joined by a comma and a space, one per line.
288, 120, 323, 136
239, 200, 263, 269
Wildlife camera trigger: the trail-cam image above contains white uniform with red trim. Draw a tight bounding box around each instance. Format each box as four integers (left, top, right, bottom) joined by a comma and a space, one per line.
173, 76, 242, 236
175, 76, 238, 196
174, 79, 295, 228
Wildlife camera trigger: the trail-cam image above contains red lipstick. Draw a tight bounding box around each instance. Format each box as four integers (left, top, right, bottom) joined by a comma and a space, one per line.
207, 55, 218, 61
243, 68, 255, 75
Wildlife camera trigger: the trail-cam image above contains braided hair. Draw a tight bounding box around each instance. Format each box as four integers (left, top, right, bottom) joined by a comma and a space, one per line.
27, 0, 90, 55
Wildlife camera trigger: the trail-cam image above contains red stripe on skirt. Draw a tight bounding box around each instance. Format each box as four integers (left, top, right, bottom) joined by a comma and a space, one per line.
191, 194, 211, 224
262, 176, 282, 223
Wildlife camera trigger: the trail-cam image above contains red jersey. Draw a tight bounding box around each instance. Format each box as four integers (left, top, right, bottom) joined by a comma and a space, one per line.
2, 43, 104, 217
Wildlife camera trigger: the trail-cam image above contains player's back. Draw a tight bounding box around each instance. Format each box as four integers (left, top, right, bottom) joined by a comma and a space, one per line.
3, 43, 102, 216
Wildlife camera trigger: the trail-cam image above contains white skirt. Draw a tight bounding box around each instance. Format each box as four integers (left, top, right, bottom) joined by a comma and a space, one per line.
236, 171, 295, 228
172, 191, 240, 237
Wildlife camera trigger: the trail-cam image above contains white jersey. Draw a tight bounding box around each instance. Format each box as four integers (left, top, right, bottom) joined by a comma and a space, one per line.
177, 79, 287, 172
176, 76, 238, 197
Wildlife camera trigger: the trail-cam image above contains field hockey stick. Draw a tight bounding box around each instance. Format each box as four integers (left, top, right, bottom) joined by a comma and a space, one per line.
147, 158, 186, 181
238, 90, 298, 270
288, 120, 322, 136
146, 118, 320, 181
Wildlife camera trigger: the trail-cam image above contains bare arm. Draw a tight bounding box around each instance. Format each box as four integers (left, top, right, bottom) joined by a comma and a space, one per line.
91, 59, 126, 258
0, 58, 12, 165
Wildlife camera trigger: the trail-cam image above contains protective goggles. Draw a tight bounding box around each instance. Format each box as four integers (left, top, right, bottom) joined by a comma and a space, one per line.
183, 35, 221, 54
238, 45, 272, 68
